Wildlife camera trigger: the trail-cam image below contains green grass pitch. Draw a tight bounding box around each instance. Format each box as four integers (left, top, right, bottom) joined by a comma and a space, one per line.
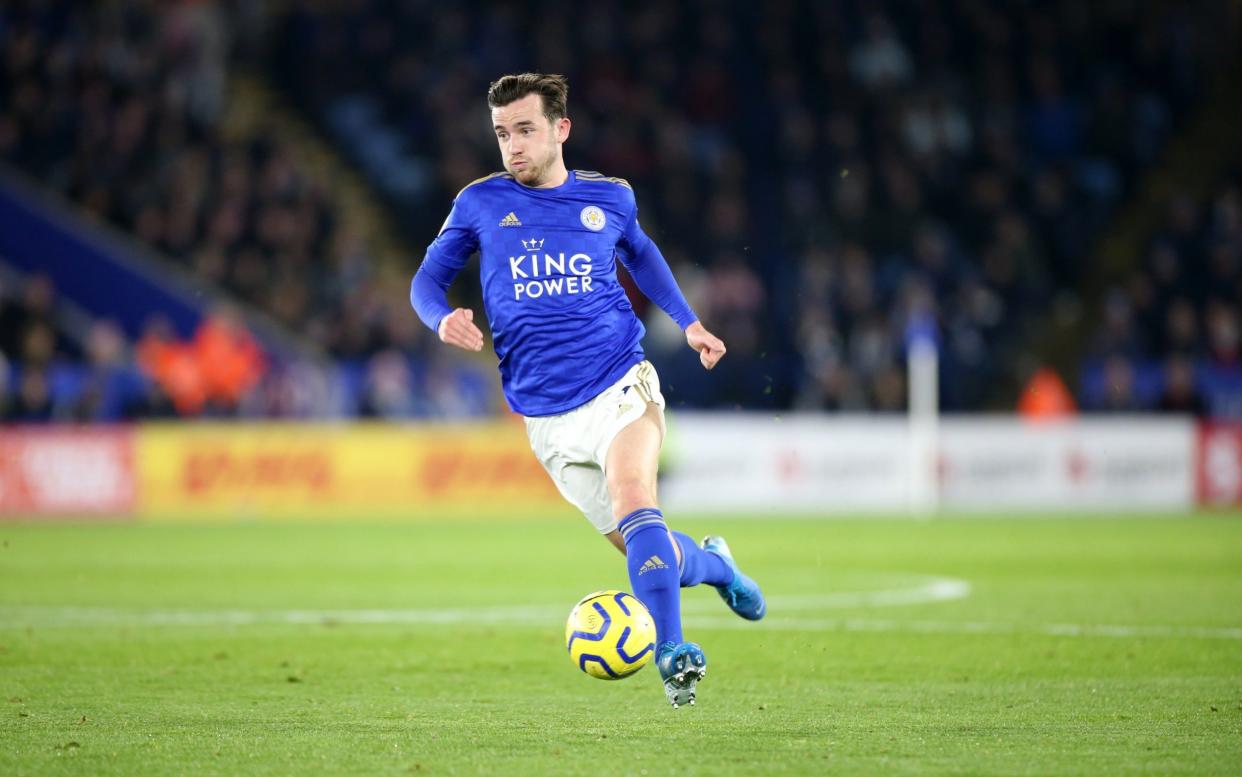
1, 514, 1240, 775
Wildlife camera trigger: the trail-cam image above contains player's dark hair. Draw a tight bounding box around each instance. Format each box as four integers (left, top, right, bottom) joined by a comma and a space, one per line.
487, 73, 569, 122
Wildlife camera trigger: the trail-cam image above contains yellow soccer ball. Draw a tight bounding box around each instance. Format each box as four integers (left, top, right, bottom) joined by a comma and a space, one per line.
565, 590, 656, 680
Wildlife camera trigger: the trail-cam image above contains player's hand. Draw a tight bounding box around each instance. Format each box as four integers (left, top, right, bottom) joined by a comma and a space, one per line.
685, 321, 726, 370
438, 308, 485, 352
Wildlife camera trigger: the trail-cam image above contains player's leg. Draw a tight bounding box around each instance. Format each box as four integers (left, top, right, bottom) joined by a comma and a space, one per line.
600, 420, 762, 622
669, 531, 732, 587
604, 530, 625, 555
605, 402, 681, 645
698, 535, 766, 620
605, 402, 706, 706
608, 528, 738, 591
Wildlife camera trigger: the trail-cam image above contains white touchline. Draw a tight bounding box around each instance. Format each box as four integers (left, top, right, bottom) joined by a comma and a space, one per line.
758, 577, 972, 610
0, 576, 970, 627
1, 575, 1239, 639
686, 617, 1242, 640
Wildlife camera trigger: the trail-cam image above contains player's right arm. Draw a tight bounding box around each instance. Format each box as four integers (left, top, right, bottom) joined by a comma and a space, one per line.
410, 199, 485, 352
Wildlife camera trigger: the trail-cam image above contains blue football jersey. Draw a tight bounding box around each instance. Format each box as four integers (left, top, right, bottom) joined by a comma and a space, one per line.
411, 170, 698, 416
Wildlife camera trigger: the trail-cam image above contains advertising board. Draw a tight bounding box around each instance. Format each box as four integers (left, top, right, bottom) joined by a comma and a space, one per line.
0, 427, 135, 515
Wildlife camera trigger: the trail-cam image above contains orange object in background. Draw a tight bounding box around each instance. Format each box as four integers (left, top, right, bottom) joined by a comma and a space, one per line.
1018, 367, 1077, 420
136, 318, 206, 415
191, 308, 266, 408
135, 307, 265, 415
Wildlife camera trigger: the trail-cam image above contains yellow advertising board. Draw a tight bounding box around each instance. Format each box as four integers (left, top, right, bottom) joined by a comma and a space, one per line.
134, 421, 565, 520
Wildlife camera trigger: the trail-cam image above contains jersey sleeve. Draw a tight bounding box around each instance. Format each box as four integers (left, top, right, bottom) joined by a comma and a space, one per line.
616, 197, 699, 330
410, 198, 479, 333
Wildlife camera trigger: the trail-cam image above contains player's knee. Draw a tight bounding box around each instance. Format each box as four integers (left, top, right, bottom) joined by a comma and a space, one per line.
608, 474, 656, 518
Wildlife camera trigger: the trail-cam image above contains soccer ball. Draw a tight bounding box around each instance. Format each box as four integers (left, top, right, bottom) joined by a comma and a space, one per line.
565, 590, 656, 680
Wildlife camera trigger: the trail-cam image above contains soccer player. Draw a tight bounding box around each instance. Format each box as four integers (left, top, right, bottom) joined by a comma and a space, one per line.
410, 73, 764, 707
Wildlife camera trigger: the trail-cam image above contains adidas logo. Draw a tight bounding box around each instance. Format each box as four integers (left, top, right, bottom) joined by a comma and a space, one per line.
499, 212, 522, 227
638, 555, 669, 575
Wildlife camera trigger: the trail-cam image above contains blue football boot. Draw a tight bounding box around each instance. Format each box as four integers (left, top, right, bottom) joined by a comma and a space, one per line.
702, 536, 766, 621
656, 641, 706, 708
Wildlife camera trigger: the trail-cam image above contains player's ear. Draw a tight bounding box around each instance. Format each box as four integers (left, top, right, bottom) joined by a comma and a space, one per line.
555, 117, 571, 143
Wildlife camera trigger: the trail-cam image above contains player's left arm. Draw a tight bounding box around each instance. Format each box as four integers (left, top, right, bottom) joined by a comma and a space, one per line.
617, 203, 726, 370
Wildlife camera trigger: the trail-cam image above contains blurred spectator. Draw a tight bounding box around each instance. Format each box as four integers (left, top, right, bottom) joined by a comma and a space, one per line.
1095, 355, 1143, 413
68, 320, 148, 421
359, 349, 416, 419
0, 274, 58, 361
849, 14, 913, 90
1157, 356, 1207, 416
1205, 302, 1241, 367
5, 367, 53, 422
136, 315, 208, 416
192, 306, 266, 413
1017, 368, 1077, 421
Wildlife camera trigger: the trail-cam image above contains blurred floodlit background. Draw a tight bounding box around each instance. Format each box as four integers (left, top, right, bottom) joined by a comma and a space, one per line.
0, 1, 1241, 516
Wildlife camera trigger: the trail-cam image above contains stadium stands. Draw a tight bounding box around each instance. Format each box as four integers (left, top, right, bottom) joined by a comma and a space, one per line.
1081, 174, 1242, 415
272, 0, 1232, 411
0, 1, 494, 419
0, 1, 447, 359
0, 265, 496, 420
1, 1, 1239, 417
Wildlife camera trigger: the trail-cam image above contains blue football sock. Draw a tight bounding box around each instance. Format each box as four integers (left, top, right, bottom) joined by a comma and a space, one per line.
618, 508, 683, 646
672, 531, 735, 588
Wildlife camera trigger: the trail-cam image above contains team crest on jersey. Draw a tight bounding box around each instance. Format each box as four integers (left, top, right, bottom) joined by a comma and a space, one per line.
580, 205, 606, 231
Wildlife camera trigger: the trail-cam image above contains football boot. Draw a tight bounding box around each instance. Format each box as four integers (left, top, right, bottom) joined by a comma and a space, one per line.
655, 641, 706, 708
701, 535, 766, 621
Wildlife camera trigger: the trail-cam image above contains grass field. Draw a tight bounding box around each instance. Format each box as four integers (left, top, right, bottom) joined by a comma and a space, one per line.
1, 514, 1240, 775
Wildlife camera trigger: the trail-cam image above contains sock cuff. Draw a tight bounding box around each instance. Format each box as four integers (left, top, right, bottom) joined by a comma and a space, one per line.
617, 507, 666, 543
672, 531, 695, 575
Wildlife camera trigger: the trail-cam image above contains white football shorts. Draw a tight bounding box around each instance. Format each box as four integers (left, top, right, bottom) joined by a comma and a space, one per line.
524, 360, 666, 535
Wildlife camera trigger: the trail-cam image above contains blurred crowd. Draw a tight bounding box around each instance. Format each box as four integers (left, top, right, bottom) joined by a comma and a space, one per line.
0, 265, 276, 420
275, 0, 1231, 411
0, 0, 422, 359
0, 269, 494, 420
1, 0, 1239, 419
0, 271, 165, 421
1083, 173, 1242, 416
0, 0, 495, 419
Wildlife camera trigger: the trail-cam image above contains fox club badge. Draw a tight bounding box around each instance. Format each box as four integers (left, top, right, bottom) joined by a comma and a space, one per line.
580, 205, 606, 231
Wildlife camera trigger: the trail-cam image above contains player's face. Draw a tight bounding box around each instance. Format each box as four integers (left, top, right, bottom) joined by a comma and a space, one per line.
491, 93, 570, 188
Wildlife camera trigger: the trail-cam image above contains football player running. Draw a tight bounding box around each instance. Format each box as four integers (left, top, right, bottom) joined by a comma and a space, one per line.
411, 73, 764, 707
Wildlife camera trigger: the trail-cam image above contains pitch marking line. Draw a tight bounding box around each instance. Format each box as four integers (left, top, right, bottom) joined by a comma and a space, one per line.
2, 607, 1237, 640
763, 577, 971, 609
2, 574, 1239, 639
0, 576, 969, 627
690, 617, 1242, 640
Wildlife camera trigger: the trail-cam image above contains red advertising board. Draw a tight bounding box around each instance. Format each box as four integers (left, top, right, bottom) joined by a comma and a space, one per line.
0, 427, 136, 515
1197, 423, 1242, 506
